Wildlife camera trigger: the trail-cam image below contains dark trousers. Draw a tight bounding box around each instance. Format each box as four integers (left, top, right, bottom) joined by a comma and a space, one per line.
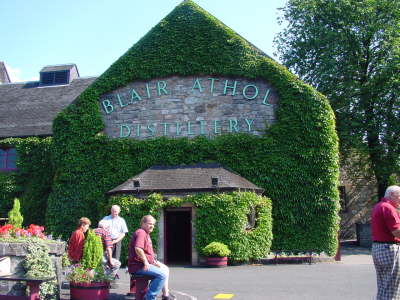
112, 239, 122, 261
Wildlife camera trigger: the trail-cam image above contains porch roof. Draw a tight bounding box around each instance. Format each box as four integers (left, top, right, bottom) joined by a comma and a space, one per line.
107, 163, 263, 195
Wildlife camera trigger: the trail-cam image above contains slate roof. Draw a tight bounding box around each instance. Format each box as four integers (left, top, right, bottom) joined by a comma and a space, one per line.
107, 163, 263, 195
40, 64, 78, 73
0, 77, 96, 138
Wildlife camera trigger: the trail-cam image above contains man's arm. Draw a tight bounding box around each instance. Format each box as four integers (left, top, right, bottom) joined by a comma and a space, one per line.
106, 247, 114, 267
135, 247, 151, 270
112, 233, 125, 244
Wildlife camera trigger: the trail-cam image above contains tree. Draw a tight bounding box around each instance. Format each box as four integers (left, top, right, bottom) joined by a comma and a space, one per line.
275, 0, 400, 198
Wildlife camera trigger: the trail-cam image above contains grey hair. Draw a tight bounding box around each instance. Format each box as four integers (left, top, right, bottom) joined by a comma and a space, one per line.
98, 220, 109, 229
111, 205, 120, 212
141, 215, 156, 225
384, 185, 400, 199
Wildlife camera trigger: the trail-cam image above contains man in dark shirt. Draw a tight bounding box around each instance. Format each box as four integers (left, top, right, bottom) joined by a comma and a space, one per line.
371, 185, 400, 299
128, 215, 176, 300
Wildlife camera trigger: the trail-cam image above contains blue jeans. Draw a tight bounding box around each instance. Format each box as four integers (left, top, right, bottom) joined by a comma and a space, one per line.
134, 265, 167, 300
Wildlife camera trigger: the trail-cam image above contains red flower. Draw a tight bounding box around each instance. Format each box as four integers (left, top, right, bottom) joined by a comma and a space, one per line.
0, 224, 13, 234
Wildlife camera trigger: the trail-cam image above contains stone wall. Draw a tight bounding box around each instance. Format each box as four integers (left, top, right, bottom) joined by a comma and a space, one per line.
339, 168, 376, 240
99, 76, 278, 139
356, 223, 372, 248
0, 241, 65, 296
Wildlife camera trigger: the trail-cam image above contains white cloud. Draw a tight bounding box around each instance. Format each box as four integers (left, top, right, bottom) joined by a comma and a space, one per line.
4, 63, 30, 83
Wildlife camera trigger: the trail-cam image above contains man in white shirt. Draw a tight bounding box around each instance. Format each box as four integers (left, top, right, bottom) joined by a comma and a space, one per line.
102, 205, 129, 261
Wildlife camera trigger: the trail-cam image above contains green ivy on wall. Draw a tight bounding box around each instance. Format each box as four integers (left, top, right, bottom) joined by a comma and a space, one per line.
108, 192, 272, 264
0, 137, 54, 225
0, 172, 16, 216
31, 0, 337, 255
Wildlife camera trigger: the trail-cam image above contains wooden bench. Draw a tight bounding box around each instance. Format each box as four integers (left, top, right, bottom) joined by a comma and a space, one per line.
0, 275, 54, 300
127, 274, 154, 300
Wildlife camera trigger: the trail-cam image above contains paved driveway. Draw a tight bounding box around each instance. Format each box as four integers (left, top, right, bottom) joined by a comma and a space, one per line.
64, 244, 376, 300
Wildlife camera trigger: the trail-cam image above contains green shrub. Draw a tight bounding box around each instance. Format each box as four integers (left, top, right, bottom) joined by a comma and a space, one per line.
81, 229, 103, 270
202, 242, 231, 257
8, 198, 23, 228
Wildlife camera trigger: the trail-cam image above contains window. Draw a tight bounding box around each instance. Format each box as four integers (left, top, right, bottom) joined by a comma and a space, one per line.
246, 206, 259, 230
339, 186, 347, 212
0, 148, 17, 171
40, 70, 69, 85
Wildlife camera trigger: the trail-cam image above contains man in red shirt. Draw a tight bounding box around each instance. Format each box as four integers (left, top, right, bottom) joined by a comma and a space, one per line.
68, 217, 91, 263
371, 185, 400, 299
128, 215, 176, 300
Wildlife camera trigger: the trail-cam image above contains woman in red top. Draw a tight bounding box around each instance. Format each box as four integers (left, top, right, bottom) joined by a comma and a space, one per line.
68, 217, 91, 263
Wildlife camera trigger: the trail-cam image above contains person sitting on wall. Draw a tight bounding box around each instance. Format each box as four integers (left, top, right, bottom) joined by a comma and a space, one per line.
128, 215, 176, 300
102, 205, 128, 261
94, 220, 121, 279
68, 217, 91, 264
372, 185, 400, 299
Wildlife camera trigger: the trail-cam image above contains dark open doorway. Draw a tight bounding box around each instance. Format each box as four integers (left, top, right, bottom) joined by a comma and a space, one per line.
164, 208, 192, 265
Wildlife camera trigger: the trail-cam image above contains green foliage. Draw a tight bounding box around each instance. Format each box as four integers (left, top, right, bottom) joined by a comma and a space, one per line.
0, 172, 17, 217
23, 238, 58, 300
388, 174, 400, 186
110, 192, 272, 263
191, 192, 273, 262
66, 265, 110, 284
0, 137, 54, 225
202, 242, 231, 257
31, 0, 337, 255
8, 198, 23, 228
62, 253, 71, 268
276, 0, 400, 197
81, 229, 103, 270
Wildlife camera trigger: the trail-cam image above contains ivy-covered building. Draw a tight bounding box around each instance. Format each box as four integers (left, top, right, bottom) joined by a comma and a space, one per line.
0, 1, 342, 261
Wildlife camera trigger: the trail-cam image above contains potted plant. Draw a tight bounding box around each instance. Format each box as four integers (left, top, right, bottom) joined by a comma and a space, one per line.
67, 229, 112, 300
202, 242, 231, 267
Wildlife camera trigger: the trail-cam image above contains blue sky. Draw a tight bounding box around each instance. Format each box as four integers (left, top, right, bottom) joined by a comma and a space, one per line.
0, 0, 287, 82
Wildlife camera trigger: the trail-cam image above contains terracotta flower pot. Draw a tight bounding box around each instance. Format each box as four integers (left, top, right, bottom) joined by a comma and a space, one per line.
206, 256, 228, 267
69, 281, 110, 300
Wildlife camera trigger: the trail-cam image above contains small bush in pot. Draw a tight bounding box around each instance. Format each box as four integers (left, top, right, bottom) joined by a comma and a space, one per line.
203, 242, 231, 257
67, 229, 111, 300
202, 242, 231, 267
